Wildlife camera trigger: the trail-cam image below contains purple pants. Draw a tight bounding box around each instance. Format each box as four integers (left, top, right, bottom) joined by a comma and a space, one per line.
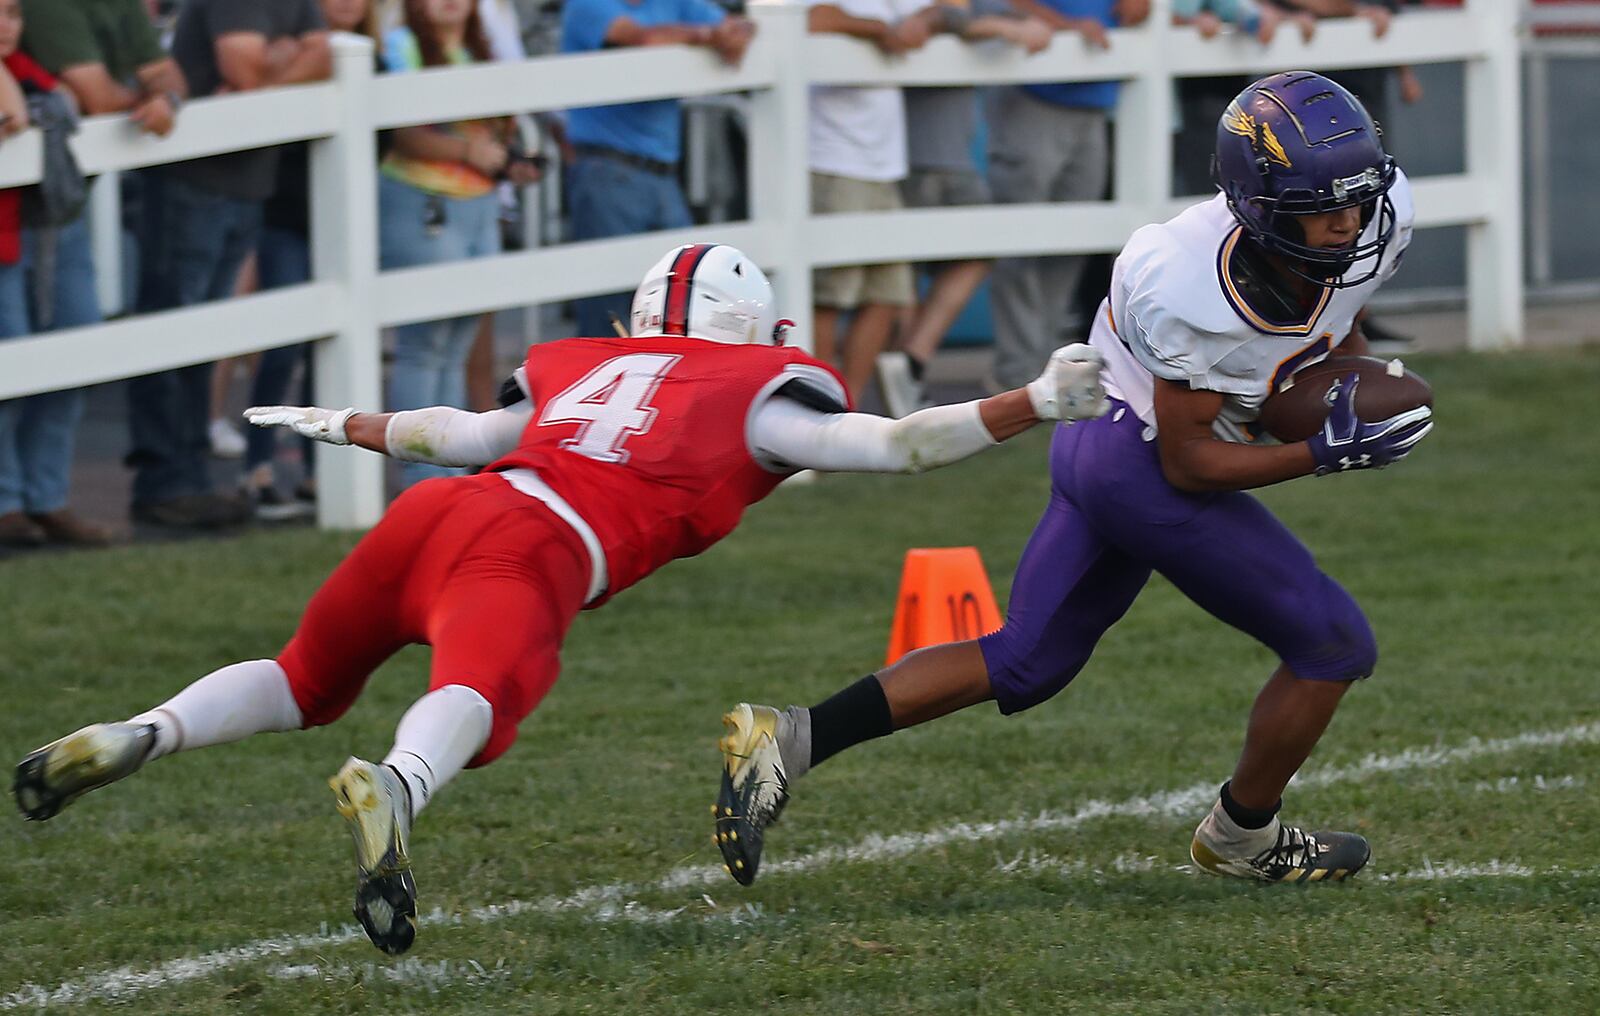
979, 401, 1376, 714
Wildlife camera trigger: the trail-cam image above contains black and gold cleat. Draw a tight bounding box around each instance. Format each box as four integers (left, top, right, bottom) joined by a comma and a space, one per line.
330, 757, 418, 955
714, 703, 790, 886
1191, 816, 1370, 883
13, 723, 157, 821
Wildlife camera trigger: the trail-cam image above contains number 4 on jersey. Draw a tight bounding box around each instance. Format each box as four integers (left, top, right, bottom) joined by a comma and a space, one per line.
538, 353, 683, 463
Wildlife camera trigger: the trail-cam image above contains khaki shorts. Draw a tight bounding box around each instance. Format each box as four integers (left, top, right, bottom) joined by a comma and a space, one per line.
810, 172, 916, 309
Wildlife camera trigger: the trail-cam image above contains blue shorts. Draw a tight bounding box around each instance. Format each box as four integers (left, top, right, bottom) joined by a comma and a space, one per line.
979, 401, 1377, 715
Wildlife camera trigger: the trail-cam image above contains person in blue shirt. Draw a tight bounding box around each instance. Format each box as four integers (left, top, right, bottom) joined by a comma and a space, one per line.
985, 0, 1147, 391
560, 0, 754, 336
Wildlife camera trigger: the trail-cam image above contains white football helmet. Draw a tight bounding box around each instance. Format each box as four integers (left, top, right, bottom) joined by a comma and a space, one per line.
630, 243, 785, 345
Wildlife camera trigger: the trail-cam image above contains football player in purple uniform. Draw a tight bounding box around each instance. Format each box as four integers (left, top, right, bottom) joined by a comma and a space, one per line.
715, 71, 1435, 886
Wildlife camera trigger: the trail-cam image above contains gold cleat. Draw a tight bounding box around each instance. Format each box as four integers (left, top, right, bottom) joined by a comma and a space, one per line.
14, 723, 157, 821
1191, 804, 1370, 884
330, 758, 418, 954
713, 703, 791, 886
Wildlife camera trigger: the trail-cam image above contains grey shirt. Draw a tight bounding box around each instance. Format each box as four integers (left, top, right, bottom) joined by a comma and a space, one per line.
905, 87, 980, 173
166, 0, 325, 202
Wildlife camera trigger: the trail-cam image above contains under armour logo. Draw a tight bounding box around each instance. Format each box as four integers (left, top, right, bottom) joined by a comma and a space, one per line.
1339, 454, 1372, 470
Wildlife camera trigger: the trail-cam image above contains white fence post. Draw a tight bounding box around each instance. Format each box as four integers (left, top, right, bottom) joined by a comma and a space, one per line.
1115, 0, 1174, 217
310, 33, 385, 528
746, 0, 813, 353
1464, 0, 1525, 349
89, 171, 122, 318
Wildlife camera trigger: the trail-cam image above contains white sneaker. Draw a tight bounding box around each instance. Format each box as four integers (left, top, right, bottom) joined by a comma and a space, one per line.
875, 352, 925, 420
13, 722, 157, 821
330, 757, 418, 954
714, 703, 791, 886
208, 418, 247, 459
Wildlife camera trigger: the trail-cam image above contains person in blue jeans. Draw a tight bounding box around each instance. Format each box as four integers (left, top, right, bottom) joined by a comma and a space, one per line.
560, 0, 754, 336
0, 15, 109, 548
377, 1, 537, 489
127, 0, 329, 530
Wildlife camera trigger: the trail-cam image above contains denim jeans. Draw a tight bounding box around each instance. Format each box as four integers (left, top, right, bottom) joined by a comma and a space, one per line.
127, 172, 263, 506
245, 225, 314, 476
566, 152, 692, 337
378, 174, 500, 487
0, 215, 99, 516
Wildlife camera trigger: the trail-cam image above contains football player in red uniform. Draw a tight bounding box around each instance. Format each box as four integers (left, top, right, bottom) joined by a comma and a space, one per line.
12, 243, 1107, 955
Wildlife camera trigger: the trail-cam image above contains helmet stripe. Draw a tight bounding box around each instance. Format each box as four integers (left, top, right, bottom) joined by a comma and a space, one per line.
662, 243, 718, 336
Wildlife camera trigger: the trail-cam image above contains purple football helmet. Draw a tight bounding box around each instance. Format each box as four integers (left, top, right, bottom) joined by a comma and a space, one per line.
1214, 71, 1398, 288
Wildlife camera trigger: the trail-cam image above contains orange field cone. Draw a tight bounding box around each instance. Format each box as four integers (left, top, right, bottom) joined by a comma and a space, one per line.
884, 547, 1003, 666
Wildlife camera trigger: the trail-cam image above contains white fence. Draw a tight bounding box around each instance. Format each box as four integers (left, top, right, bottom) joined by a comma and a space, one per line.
0, 0, 1522, 529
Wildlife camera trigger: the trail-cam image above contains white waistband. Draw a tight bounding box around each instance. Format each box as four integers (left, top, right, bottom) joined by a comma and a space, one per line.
496, 468, 608, 604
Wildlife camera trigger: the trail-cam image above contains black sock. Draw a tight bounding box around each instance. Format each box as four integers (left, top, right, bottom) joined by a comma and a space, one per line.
907, 356, 927, 382
1219, 780, 1281, 830
808, 675, 893, 769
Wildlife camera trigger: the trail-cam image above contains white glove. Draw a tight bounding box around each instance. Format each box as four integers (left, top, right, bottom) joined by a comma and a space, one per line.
243, 405, 357, 445
1025, 343, 1110, 422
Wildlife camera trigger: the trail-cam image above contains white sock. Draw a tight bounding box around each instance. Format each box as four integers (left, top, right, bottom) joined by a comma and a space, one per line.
381, 685, 493, 818
129, 659, 303, 761
1197, 796, 1280, 853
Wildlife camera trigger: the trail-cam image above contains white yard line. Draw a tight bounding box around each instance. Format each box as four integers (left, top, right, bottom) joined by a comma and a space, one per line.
5, 720, 1597, 1010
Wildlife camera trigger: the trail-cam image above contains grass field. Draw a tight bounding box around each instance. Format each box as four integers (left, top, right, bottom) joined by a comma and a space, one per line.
2, 348, 1598, 1014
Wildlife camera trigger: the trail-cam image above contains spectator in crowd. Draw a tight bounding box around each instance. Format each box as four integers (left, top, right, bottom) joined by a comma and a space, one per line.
379, 0, 539, 489
129, 0, 330, 530
806, 0, 933, 404
243, 0, 381, 519
985, 0, 1148, 392
3, 0, 190, 546
1177, 0, 1312, 41
560, 0, 754, 337
20, 0, 186, 132
0, 0, 94, 548
1174, 0, 1315, 42
876, 0, 1054, 419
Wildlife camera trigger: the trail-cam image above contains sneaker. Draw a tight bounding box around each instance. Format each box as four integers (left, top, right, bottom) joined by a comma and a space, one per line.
1362, 316, 1415, 354
28, 509, 113, 547
132, 492, 252, 530
330, 757, 418, 955
714, 703, 791, 886
208, 418, 247, 459
875, 352, 925, 420
0, 511, 46, 548
14, 722, 157, 821
1190, 801, 1370, 883
248, 484, 315, 523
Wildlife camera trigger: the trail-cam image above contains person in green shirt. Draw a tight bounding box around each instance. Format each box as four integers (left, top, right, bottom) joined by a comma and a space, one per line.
21, 0, 186, 135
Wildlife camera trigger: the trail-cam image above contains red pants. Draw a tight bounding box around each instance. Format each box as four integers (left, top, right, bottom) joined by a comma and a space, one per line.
277, 473, 591, 766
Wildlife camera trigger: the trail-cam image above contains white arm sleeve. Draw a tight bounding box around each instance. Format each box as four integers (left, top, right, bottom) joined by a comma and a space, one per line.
383, 402, 533, 466
750, 397, 997, 474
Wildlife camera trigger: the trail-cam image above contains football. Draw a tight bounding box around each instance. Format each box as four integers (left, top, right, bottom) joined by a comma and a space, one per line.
1257, 355, 1433, 443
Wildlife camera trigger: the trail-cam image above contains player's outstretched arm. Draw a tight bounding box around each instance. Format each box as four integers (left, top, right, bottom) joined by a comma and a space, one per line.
244, 403, 531, 467
753, 344, 1108, 474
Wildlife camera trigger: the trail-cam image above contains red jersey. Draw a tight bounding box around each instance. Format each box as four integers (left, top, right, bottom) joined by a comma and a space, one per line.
489, 336, 851, 604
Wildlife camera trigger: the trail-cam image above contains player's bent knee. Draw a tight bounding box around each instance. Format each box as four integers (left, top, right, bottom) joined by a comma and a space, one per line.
981, 629, 1092, 715
275, 642, 364, 729
1284, 587, 1378, 682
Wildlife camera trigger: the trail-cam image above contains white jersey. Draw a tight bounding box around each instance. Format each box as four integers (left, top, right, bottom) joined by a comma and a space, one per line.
1089, 170, 1414, 443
